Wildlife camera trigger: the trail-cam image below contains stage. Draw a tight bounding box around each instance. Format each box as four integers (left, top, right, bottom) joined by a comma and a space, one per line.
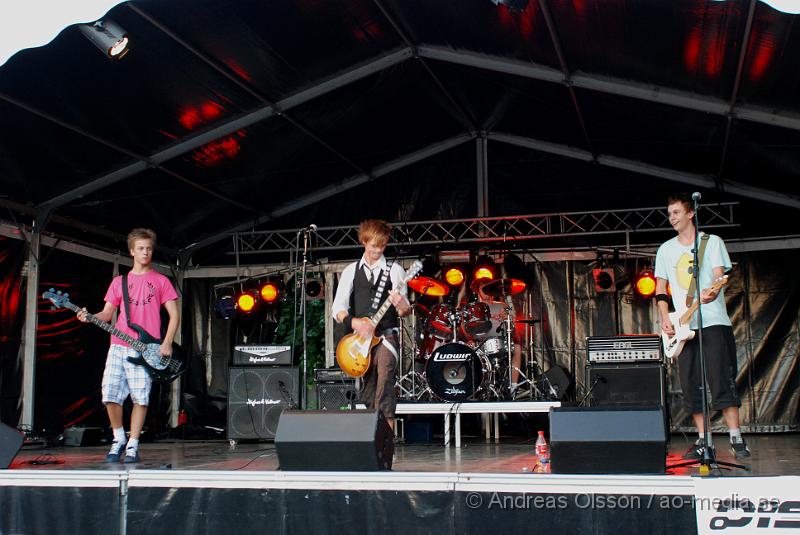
2, 433, 799, 535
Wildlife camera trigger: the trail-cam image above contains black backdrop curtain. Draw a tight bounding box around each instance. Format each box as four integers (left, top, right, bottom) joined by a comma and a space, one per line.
0, 236, 26, 427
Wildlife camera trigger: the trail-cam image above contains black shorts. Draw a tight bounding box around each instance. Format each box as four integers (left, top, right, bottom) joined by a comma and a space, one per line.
678, 324, 741, 413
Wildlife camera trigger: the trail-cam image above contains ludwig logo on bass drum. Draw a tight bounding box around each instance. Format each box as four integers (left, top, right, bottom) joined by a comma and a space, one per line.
433, 353, 472, 362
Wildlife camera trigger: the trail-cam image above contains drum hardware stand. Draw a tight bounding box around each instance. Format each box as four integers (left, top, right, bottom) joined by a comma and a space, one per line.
395, 306, 428, 400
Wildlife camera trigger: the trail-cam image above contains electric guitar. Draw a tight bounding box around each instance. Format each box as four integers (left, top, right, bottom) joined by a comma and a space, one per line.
335, 260, 423, 378
661, 275, 728, 360
42, 289, 187, 383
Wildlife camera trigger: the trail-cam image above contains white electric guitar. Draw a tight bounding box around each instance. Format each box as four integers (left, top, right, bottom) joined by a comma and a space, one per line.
661, 275, 728, 360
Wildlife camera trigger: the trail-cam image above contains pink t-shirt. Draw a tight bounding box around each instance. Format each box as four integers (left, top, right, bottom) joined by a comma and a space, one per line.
104, 270, 178, 347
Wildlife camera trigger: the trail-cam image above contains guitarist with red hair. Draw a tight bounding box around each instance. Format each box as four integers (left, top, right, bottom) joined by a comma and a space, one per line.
655, 194, 749, 460
77, 228, 180, 464
332, 220, 410, 432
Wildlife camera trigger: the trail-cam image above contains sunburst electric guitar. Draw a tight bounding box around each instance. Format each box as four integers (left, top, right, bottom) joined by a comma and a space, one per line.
43, 289, 187, 383
336, 260, 423, 378
661, 275, 728, 360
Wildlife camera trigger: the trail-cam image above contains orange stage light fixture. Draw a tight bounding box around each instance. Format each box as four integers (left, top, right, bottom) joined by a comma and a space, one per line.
444, 267, 465, 286
473, 255, 496, 282
634, 269, 657, 298
260, 282, 280, 303
236, 293, 256, 312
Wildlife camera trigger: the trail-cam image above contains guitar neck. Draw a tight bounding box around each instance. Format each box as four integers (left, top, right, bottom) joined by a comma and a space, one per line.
61, 301, 147, 352
679, 301, 700, 326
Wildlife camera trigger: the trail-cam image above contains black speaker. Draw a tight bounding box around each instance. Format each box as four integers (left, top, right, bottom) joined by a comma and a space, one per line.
0, 422, 23, 469
227, 367, 299, 440
316, 382, 357, 410
539, 366, 573, 400
586, 362, 665, 406
275, 410, 394, 470
549, 405, 667, 474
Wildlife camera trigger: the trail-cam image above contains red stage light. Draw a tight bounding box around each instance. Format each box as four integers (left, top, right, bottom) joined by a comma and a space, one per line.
445, 268, 465, 286
474, 267, 494, 281
260, 282, 280, 303
236, 293, 256, 312
634, 270, 657, 298
473, 255, 496, 282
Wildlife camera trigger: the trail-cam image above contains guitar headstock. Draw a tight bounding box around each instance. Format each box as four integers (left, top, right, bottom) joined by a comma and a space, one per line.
42, 288, 71, 309
712, 275, 729, 291
406, 260, 424, 281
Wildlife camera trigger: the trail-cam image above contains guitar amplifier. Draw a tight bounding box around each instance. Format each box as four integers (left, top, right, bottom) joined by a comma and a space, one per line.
233, 345, 292, 366
587, 335, 662, 363
314, 368, 353, 383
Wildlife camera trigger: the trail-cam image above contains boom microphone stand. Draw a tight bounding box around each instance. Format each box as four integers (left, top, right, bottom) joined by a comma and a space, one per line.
668, 194, 744, 474
299, 225, 315, 410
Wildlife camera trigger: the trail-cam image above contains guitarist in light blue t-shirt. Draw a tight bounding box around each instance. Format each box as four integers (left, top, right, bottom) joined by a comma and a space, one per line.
654, 193, 750, 460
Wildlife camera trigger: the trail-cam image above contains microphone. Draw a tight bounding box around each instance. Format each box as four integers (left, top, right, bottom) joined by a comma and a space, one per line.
691, 192, 702, 201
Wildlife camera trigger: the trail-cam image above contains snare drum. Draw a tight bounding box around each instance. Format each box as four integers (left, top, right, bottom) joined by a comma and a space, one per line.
425, 342, 490, 401
428, 303, 455, 340
460, 301, 492, 338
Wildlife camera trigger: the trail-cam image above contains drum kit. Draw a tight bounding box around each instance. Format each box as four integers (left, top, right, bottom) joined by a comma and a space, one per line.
398, 275, 549, 403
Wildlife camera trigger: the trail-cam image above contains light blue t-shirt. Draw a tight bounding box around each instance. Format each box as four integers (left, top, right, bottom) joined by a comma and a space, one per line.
654, 232, 732, 329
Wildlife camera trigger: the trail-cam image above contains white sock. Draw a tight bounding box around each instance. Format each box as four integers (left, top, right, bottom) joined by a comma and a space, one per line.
126, 438, 139, 451
113, 427, 126, 443
729, 429, 742, 442
697, 432, 704, 443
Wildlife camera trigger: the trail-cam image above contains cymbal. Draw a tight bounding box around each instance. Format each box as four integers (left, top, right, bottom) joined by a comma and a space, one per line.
516, 318, 542, 325
408, 276, 450, 297
480, 278, 526, 299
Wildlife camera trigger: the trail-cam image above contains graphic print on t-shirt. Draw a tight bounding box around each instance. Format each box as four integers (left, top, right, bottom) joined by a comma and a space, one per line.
128, 281, 156, 307
675, 253, 693, 290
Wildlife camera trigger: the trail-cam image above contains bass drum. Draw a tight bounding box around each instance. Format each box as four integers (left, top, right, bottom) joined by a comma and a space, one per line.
425, 342, 489, 402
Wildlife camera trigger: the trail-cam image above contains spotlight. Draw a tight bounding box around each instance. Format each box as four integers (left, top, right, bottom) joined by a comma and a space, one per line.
236, 292, 257, 313
444, 267, 465, 286
473, 255, 496, 282
214, 295, 236, 320
79, 20, 130, 60
259, 278, 289, 303
305, 278, 324, 300
592, 268, 616, 293
634, 269, 657, 298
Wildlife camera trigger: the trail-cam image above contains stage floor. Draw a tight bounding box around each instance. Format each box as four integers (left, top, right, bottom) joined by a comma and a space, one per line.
8, 433, 800, 477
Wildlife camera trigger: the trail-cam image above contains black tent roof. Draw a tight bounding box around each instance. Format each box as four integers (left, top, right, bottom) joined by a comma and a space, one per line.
1, 0, 799, 264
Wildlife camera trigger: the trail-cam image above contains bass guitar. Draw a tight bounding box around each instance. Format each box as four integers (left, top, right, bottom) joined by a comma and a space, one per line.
43, 289, 187, 383
661, 275, 728, 360
335, 260, 423, 378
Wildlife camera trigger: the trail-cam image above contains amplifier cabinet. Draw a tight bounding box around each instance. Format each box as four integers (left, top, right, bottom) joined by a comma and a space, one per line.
585, 362, 666, 407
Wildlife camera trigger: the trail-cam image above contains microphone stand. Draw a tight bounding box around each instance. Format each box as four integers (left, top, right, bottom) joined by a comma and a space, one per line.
299, 228, 311, 409
667, 197, 744, 473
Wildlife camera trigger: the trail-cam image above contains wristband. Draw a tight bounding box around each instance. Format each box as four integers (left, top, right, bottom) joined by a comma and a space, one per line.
655, 293, 670, 304
342, 313, 353, 330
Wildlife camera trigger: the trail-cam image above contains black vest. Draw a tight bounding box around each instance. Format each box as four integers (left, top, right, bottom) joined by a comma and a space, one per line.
351, 263, 398, 333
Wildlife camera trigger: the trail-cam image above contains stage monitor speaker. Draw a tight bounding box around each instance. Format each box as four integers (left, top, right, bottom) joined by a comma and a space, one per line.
586, 362, 665, 407
227, 366, 299, 440
275, 410, 394, 471
0, 422, 23, 469
316, 382, 357, 411
539, 366, 572, 400
550, 405, 666, 474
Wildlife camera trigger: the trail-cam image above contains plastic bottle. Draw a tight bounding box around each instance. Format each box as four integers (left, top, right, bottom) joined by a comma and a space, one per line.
535, 430, 550, 466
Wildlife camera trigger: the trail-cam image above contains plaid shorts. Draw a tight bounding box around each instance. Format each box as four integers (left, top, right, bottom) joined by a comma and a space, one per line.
102, 344, 153, 406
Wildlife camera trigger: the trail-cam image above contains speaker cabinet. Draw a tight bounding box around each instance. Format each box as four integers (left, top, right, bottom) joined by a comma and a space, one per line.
586, 362, 665, 407
227, 367, 299, 440
316, 382, 357, 411
550, 406, 667, 474
0, 422, 23, 469
275, 410, 394, 470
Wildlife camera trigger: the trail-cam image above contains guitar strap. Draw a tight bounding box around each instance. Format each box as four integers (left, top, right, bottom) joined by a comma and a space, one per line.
369, 260, 393, 316
120, 274, 147, 338
685, 233, 710, 308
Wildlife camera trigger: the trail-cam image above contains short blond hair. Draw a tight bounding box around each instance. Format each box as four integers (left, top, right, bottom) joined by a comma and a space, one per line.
127, 228, 157, 251
358, 219, 391, 247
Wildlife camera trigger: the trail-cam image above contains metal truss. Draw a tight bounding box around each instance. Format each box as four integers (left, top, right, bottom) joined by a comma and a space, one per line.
231, 203, 738, 255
